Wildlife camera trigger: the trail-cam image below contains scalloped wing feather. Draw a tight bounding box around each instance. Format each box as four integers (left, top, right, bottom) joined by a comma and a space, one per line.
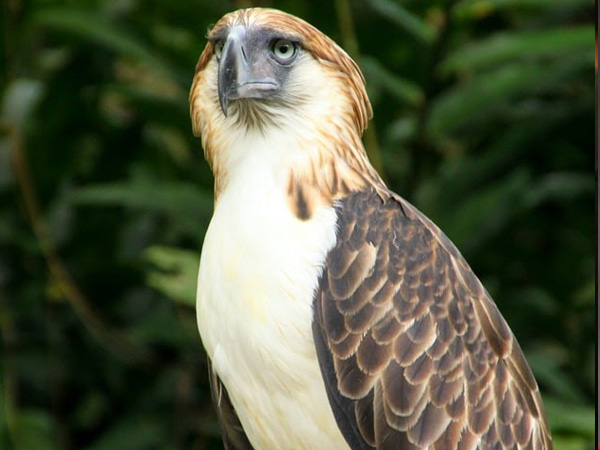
313, 188, 553, 450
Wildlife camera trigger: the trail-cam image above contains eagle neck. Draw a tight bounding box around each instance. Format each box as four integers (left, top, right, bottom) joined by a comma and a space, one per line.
209, 116, 386, 220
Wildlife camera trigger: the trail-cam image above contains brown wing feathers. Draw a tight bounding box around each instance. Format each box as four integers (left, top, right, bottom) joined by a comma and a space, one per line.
313, 188, 552, 449
207, 360, 253, 450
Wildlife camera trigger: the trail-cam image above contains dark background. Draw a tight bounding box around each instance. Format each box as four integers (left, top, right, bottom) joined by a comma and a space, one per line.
0, 0, 595, 449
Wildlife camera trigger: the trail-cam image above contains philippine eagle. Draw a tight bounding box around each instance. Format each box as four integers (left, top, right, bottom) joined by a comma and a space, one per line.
190, 8, 552, 450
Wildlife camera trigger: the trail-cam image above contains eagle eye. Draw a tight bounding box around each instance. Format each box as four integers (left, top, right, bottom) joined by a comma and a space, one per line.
272, 39, 297, 64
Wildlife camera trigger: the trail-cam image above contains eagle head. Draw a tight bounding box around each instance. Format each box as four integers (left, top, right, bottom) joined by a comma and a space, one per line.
190, 8, 384, 210
191, 8, 371, 133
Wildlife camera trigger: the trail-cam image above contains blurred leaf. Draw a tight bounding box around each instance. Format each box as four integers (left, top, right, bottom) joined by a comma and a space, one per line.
127, 304, 190, 346
0, 381, 5, 446
583, 345, 595, 394
420, 95, 591, 215
418, 127, 529, 209
544, 397, 595, 437
429, 169, 531, 252
361, 56, 424, 106
429, 55, 589, 137
143, 126, 194, 168
443, 26, 593, 73
47, 187, 75, 247
69, 181, 212, 243
1, 79, 44, 126
527, 352, 586, 403
33, 9, 174, 79
511, 287, 560, 316
0, 138, 13, 191
13, 350, 54, 391
70, 182, 210, 212
383, 117, 417, 145
72, 392, 110, 430
144, 246, 198, 308
523, 172, 594, 207
365, 0, 436, 43
12, 410, 57, 450
573, 279, 594, 306
454, 0, 593, 19
548, 436, 590, 450
106, 85, 188, 128
85, 415, 167, 450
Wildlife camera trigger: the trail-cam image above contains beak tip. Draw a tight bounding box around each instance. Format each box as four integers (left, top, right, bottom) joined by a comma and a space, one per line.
219, 95, 228, 117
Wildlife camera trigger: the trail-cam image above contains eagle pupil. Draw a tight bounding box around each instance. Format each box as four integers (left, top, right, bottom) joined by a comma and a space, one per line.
273, 39, 296, 61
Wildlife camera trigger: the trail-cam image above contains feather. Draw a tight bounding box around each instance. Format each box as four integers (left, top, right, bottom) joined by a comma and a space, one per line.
207, 360, 253, 450
313, 188, 554, 449
191, 7, 553, 449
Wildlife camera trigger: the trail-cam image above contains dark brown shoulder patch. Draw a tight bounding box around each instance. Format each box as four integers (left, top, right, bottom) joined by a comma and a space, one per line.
294, 184, 311, 220
287, 176, 315, 221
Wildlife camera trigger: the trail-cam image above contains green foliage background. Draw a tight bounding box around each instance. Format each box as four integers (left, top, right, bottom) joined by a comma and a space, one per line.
0, 0, 594, 449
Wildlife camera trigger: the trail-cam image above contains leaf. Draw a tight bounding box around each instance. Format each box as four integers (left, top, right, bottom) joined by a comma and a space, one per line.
144, 246, 198, 307
429, 55, 589, 137
544, 397, 595, 437
126, 303, 191, 346
143, 125, 195, 167
105, 85, 188, 129
526, 352, 586, 403
47, 187, 75, 247
72, 392, 110, 430
0, 381, 5, 448
511, 287, 560, 316
364, 0, 436, 43
523, 172, 594, 207
12, 410, 58, 450
84, 415, 167, 450
417, 97, 589, 217
68, 181, 213, 244
69, 181, 210, 211
361, 56, 424, 106
454, 0, 592, 20
0, 79, 44, 126
425, 169, 531, 253
0, 139, 13, 191
33, 8, 174, 78
418, 127, 529, 209
547, 436, 590, 450
443, 26, 593, 73
573, 278, 595, 306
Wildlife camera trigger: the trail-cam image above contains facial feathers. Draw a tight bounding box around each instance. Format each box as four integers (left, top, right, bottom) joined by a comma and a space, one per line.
191, 8, 371, 134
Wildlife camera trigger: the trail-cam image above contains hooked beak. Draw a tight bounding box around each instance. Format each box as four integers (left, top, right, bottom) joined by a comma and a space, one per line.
217, 30, 279, 116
